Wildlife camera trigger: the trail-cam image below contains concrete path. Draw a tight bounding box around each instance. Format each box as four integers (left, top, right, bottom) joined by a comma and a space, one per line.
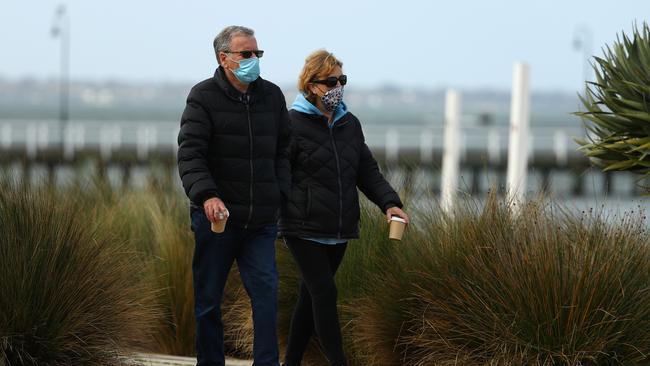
132, 353, 252, 366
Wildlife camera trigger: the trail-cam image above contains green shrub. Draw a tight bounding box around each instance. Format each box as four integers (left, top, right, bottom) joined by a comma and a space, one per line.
0, 185, 160, 365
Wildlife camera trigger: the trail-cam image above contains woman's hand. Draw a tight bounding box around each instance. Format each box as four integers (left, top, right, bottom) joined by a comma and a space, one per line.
386, 206, 409, 224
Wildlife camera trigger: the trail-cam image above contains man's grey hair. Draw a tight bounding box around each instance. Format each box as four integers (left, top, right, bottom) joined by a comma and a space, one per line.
213, 25, 255, 65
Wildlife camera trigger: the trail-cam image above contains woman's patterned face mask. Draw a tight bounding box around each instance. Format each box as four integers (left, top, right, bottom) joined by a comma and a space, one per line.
321, 86, 344, 112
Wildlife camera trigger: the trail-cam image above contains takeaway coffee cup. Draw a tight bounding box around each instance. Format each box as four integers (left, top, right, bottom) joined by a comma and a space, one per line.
211, 209, 229, 233
388, 216, 407, 241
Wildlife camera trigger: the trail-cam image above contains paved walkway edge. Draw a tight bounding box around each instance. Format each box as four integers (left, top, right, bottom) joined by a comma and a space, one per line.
132, 353, 252, 366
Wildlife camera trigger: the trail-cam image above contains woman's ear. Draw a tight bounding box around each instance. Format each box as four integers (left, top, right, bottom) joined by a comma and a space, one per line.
308, 83, 320, 98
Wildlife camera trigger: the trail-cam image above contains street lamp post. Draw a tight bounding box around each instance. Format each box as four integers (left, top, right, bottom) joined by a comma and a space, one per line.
51, 4, 70, 148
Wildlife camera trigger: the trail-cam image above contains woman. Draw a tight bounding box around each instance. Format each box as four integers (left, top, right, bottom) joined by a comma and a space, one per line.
279, 50, 409, 366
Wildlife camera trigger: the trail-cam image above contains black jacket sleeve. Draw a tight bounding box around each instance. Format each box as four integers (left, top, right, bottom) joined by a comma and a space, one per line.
355, 123, 403, 212
177, 88, 219, 205
275, 93, 292, 201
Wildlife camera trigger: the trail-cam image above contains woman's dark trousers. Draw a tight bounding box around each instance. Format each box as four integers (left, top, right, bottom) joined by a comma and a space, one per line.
283, 237, 348, 366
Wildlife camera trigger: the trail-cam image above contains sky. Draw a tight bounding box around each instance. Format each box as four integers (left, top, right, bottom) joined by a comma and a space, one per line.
0, 0, 647, 92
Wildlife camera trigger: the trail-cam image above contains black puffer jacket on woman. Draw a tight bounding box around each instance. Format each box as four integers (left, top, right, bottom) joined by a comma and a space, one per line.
279, 100, 402, 239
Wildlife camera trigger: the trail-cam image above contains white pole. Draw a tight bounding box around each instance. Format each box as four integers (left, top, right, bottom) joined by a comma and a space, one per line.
506, 63, 531, 211
440, 89, 461, 214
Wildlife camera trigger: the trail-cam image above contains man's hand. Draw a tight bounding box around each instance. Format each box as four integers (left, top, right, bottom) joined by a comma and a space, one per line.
204, 197, 229, 223
386, 206, 409, 224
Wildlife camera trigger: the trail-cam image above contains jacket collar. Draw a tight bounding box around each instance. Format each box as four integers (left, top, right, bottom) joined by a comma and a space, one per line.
290, 93, 349, 127
292, 108, 352, 129
212, 66, 264, 103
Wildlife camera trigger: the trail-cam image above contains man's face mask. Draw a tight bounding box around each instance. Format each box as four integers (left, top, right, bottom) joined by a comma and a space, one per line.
227, 55, 260, 84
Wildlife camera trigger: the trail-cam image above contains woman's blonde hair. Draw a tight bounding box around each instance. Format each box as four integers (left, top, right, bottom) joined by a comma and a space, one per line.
298, 50, 343, 104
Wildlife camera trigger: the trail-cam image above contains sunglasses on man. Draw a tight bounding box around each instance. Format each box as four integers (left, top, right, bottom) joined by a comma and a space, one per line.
225, 50, 265, 59
311, 75, 348, 88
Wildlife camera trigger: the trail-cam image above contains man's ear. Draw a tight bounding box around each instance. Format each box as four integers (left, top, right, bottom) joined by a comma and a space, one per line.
218, 52, 228, 67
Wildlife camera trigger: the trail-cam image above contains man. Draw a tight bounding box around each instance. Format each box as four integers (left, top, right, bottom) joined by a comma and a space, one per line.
177, 25, 290, 366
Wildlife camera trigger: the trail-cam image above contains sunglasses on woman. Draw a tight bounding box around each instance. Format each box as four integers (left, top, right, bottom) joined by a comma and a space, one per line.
225, 50, 265, 58
311, 75, 347, 87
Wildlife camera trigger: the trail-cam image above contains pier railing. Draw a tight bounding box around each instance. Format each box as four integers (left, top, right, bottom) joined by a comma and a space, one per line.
0, 120, 642, 196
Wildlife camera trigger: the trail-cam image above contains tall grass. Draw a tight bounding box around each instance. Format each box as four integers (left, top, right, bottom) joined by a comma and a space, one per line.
349, 195, 650, 366
266, 193, 650, 365
344, 202, 421, 366
64, 180, 253, 357
0, 183, 160, 365
79, 181, 198, 356
129, 192, 195, 356
3, 176, 648, 365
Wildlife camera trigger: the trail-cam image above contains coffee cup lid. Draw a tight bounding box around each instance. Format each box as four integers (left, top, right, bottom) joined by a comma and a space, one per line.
217, 209, 230, 220
390, 216, 406, 223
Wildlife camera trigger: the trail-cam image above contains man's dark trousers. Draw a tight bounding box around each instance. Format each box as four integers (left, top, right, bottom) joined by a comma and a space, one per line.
191, 210, 279, 366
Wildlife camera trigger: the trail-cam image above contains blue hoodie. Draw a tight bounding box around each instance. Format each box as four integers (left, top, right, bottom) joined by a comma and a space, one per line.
290, 93, 349, 245
290, 93, 348, 127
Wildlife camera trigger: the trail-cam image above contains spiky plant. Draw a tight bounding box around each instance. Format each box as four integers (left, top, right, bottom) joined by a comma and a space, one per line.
576, 22, 650, 189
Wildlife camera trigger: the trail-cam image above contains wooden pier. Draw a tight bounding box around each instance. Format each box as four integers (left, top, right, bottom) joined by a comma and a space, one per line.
1, 145, 643, 197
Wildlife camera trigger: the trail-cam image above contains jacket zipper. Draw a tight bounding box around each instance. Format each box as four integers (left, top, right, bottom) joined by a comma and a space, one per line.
306, 184, 312, 219
329, 127, 343, 239
244, 95, 254, 229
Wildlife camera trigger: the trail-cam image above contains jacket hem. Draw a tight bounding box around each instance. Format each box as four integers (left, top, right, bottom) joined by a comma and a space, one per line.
278, 227, 360, 240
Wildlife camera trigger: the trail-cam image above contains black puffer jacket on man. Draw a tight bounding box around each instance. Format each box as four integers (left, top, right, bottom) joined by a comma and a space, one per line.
279, 104, 402, 239
177, 67, 291, 229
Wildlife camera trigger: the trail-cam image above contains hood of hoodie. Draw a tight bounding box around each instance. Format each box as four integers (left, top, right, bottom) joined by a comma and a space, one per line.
290, 93, 348, 127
